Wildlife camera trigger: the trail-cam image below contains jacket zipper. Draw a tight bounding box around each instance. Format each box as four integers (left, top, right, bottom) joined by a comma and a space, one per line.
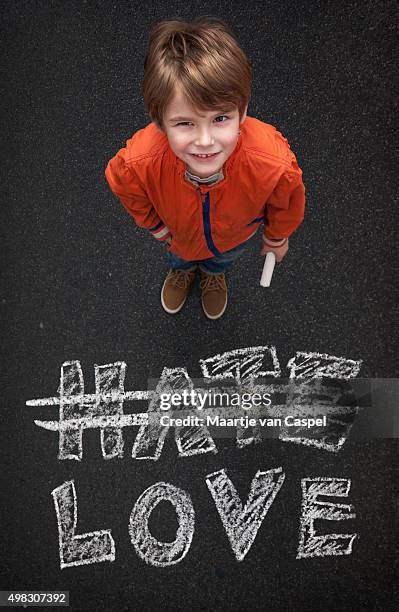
198, 188, 221, 257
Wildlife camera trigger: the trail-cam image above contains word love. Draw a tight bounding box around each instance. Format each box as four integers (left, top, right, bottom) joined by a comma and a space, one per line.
52, 470, 357, 569
27, 346, 362, 456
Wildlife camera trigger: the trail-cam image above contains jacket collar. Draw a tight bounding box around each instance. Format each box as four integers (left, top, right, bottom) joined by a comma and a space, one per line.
184, 167, 224, 187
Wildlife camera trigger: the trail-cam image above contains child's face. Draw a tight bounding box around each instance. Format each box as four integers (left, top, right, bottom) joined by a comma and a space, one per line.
162, 87, 247, 178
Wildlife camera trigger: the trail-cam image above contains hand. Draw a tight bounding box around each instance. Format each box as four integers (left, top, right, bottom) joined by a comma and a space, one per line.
260, 238, 289, 262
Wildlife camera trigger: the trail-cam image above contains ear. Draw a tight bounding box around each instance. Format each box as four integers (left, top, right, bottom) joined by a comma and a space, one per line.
240, 104, 248, 124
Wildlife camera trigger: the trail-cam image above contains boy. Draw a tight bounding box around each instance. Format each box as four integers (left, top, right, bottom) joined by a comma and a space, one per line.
105, 16, 305, 319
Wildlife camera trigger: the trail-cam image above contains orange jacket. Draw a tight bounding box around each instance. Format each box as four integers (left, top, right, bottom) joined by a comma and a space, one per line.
105, 116, 305, 261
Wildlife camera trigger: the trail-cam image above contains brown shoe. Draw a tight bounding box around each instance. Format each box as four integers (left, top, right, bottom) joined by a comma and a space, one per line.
199, 270, 228, 319
161, 269, 196, 314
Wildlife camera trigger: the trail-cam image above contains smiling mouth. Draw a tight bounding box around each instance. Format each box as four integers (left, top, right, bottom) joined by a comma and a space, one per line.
190, 152, 220, 159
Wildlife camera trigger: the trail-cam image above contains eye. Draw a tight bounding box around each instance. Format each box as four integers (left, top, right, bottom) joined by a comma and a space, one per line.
214, 115, 229, 123
175, 121, 192, 127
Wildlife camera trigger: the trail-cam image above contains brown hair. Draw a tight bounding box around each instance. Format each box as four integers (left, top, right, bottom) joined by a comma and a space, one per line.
142, 16, 251, 130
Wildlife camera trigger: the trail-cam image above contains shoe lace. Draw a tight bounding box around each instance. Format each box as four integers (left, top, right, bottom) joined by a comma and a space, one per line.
200, 273, 226, 295
168, 270, 195, 289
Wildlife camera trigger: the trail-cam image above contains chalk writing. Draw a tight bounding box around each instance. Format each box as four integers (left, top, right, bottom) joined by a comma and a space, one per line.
27, 346, 362, 458
129, 482, 195, 567
206, 468, 285, 561
199, 345, 281, 382
297, 477, 357, 558
51, 473, 357, 568
26, 346, 362, 569
132, 367, 217, 460
52, 480, 115, 568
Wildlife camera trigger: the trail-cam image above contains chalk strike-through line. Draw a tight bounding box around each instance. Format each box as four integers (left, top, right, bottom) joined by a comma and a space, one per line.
34, 413, 149, 431
26, 390, 152, 406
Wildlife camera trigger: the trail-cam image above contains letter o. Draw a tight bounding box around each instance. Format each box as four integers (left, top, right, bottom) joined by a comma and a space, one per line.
129, 482, 195, 567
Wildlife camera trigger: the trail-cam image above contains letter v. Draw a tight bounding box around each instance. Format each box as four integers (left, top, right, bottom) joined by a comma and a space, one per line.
206, 467, 285, 561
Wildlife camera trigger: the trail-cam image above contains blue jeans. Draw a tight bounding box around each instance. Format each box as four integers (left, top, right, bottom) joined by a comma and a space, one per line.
167, 240, 248, 275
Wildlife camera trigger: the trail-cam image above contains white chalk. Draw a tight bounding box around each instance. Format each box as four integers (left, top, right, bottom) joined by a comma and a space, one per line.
260, 252, 276, 287
199, 345, 281, 382
206, 467, 285, 561
296, 477, 357, 558
27, 347, 362, 460
52, 480, 115, 569
129, 482, 195, 566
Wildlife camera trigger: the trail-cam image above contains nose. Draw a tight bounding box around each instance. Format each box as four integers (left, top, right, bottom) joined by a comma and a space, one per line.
194, 127, 214, 147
